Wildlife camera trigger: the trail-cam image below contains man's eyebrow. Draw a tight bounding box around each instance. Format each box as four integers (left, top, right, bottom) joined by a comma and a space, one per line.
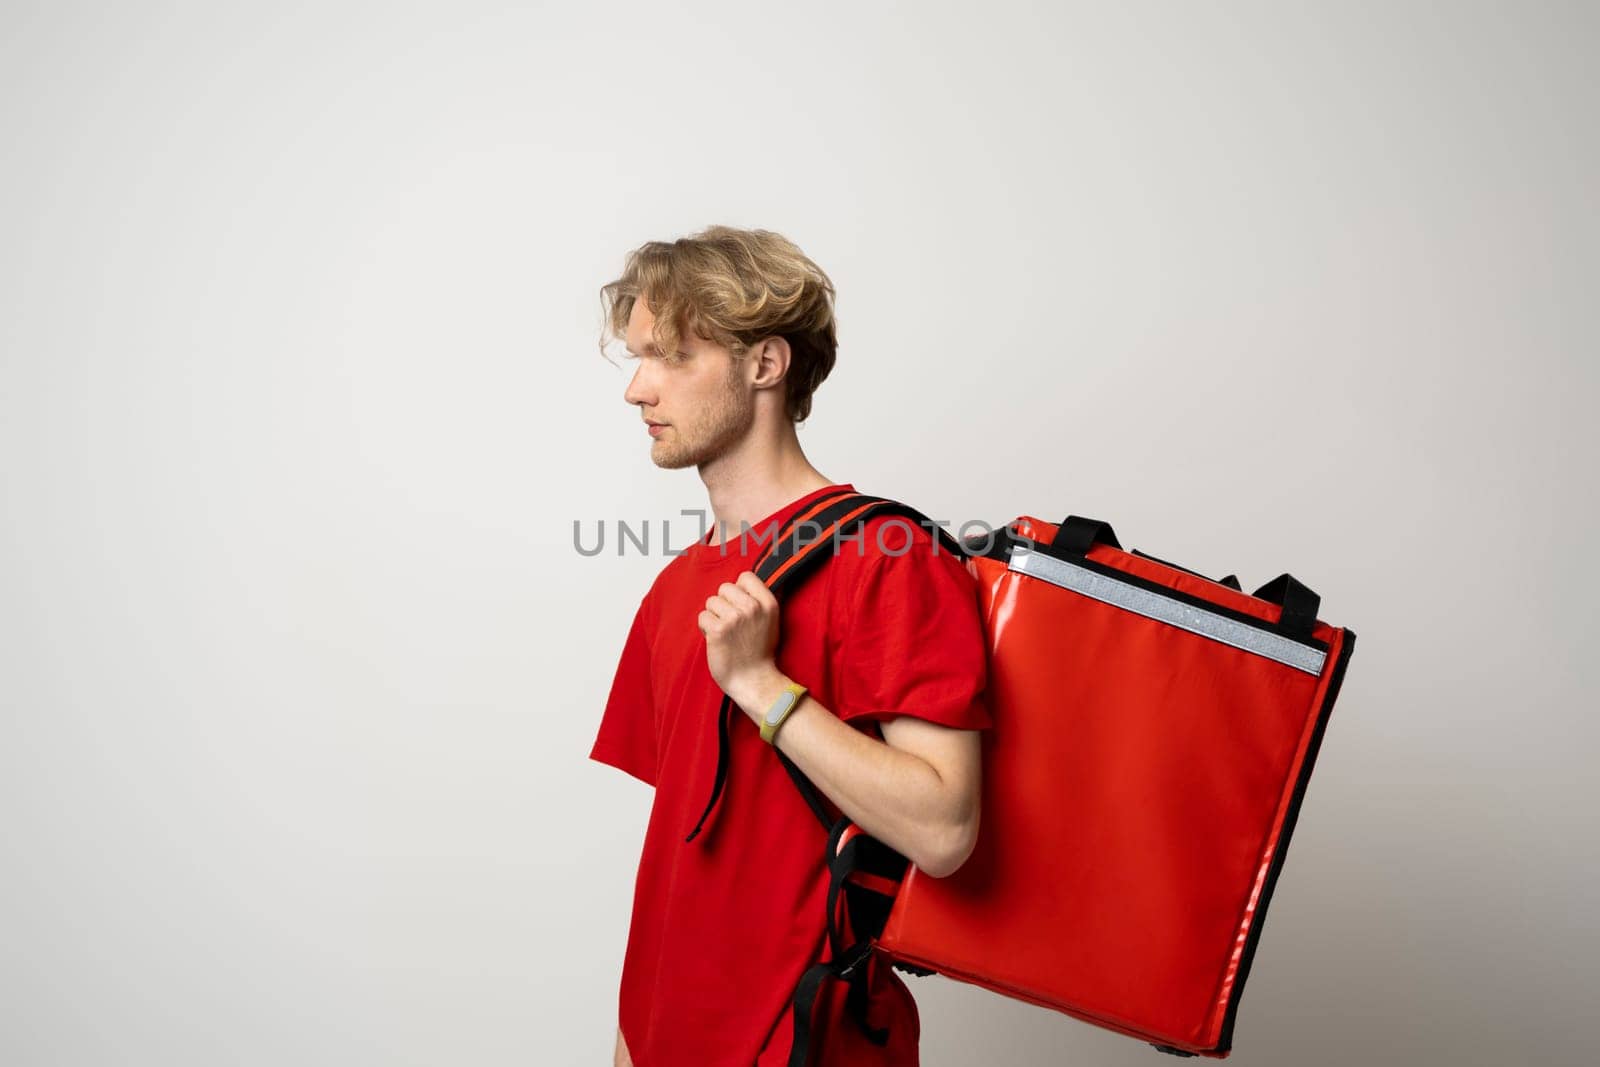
625, 341, 661, 357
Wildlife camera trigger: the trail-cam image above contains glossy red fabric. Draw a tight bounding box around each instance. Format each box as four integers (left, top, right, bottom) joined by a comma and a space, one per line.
589, 483, 992, 1066
870, 516, 1354, 1056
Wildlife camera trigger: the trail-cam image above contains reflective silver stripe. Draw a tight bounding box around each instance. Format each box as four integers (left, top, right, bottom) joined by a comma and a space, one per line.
1009, 544, 1327, 675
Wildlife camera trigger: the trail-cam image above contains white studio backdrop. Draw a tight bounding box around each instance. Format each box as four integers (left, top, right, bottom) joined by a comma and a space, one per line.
2, 2, 1595, 1065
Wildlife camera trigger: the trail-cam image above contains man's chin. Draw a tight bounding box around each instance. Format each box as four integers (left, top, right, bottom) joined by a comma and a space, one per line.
649, 445, 699, 471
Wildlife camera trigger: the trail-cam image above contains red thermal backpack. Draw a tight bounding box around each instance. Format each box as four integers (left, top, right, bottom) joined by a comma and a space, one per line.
680, 489, 1358, 1062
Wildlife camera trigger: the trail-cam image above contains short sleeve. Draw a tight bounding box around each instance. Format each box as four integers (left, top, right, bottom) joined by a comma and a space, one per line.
588, 596, 659, 786
833, 539, 993, 731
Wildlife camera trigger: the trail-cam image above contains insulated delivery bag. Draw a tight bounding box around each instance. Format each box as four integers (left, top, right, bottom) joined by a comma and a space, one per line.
681, 489, 1358, 1062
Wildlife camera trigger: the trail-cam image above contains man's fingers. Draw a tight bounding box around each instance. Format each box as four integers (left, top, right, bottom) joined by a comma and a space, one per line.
717, 580, 761, 614
734, 570, 776, 607
701, 574, 774, 639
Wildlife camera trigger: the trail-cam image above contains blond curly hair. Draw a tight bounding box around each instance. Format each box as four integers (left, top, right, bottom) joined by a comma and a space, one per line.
599, 225, 839, 423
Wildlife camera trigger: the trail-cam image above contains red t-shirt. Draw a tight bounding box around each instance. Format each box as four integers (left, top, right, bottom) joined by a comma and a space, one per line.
589, 483, 992, 1067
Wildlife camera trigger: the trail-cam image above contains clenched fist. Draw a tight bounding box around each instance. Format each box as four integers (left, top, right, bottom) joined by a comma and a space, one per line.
697, 570, 782, 713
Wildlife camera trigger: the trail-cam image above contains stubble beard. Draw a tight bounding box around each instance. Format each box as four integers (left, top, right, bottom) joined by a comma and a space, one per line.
650, 365, 754, 471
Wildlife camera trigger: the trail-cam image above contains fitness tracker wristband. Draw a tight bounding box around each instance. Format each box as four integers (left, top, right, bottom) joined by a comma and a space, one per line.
759, 681, 808, 745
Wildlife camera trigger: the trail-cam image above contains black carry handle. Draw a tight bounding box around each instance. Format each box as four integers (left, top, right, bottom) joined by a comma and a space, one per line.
1251, 572, 1320, 640
1039, 515, 1122, 560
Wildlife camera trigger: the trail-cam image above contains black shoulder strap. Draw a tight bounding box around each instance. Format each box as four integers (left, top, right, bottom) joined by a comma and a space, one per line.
691, 492, 952, 1065
786, 823, 912, 1066
684, 493, 966, 843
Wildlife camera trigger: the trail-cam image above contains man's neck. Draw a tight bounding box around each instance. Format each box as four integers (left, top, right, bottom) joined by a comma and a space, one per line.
699, 422, 835, 547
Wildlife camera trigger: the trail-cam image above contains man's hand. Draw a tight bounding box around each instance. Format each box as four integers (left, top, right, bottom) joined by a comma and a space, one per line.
697, 570, 781, 706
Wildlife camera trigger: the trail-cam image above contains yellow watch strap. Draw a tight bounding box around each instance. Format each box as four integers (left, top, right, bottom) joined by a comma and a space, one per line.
759, 682, 808, 745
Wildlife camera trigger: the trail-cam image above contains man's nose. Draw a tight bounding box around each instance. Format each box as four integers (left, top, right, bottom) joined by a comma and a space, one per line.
623, 362, 655, 408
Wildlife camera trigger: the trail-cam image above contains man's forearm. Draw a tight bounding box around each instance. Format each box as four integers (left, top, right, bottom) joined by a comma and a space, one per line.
727, 670, 968, 875
614, 1026, 632, 1066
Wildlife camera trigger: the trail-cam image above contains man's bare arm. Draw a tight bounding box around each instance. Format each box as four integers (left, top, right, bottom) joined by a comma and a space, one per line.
727, 665, 981, 878
614, 1025, 632, 1066
701, 571, 982, 878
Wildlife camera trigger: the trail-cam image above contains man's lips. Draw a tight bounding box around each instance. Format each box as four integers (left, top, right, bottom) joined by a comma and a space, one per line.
646, 421, 667, 437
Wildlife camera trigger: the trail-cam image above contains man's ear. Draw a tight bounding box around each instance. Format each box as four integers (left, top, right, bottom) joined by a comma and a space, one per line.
748, 335, 792, 392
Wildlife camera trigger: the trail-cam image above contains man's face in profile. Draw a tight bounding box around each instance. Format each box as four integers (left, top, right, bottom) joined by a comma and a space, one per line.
622, 296, 755, 471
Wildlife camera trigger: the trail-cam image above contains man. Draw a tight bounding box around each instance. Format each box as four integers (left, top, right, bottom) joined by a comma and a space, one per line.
588, 226, 992, 1066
